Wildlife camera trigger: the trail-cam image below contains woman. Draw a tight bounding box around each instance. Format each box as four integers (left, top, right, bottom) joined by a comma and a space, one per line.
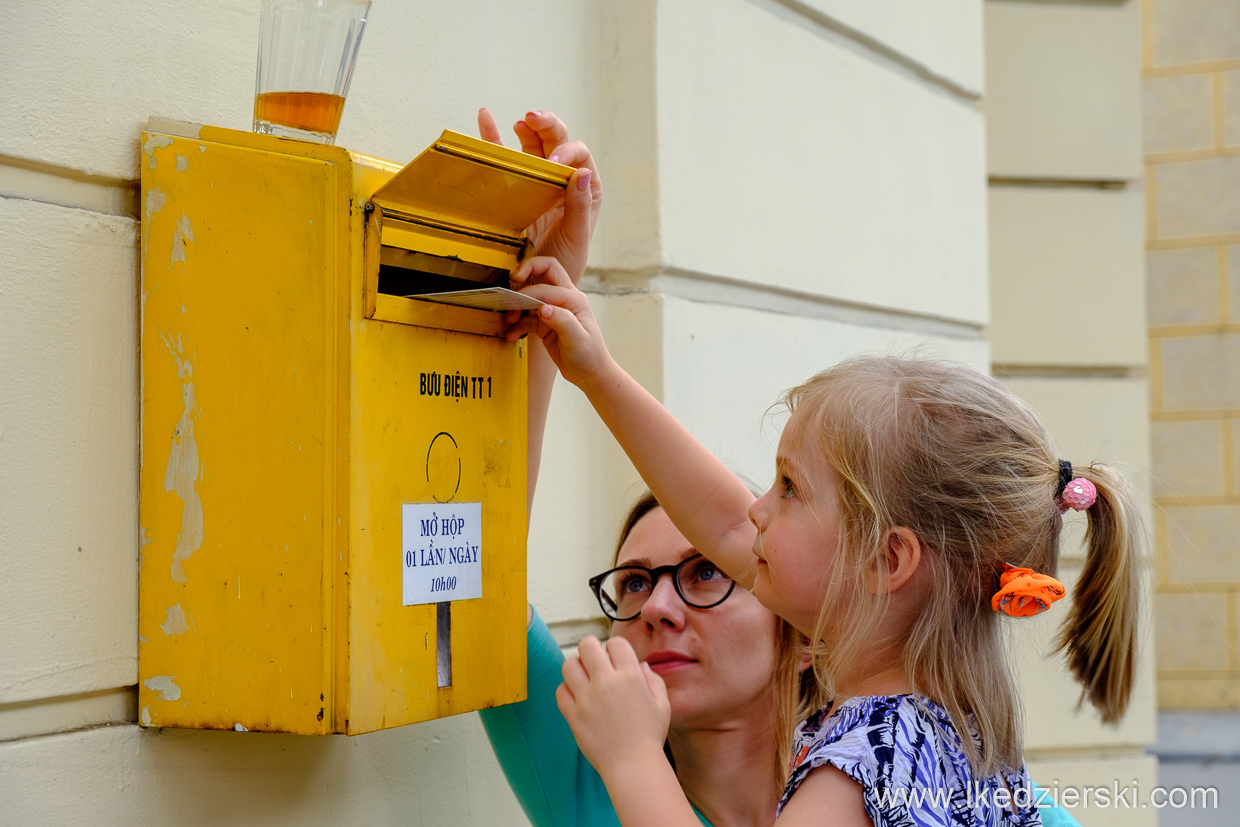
478, 110, 1080, 827
481, 490, 818, 827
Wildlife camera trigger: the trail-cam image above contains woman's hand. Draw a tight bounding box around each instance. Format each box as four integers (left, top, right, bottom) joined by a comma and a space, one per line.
477, 108, 601, 284
505, 257, 615, 389
556, 636, 671, 778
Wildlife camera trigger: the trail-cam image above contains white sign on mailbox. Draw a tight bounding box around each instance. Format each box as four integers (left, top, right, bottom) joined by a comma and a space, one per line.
402, 502, 482, 606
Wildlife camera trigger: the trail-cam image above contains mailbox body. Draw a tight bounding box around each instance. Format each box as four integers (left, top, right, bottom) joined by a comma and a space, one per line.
139, 123, 552, 734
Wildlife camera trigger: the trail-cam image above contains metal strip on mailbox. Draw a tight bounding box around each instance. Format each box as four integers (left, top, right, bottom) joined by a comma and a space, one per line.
437, 602, 452, 688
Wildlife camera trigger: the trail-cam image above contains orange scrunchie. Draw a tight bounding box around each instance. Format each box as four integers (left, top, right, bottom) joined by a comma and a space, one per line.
991, 563, 1066, 617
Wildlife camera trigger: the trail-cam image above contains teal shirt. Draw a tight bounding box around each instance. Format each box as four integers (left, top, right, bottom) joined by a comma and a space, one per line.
479, 611, 1082, 827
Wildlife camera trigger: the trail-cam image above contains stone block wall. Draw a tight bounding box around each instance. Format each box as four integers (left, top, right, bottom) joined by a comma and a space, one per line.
0, 0, 1158, 822
1145, 0, 1240, 710
986, 1, 1156, 824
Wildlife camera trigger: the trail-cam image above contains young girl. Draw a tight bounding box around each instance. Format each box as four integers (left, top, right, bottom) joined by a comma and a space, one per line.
504, 258, 1140, 826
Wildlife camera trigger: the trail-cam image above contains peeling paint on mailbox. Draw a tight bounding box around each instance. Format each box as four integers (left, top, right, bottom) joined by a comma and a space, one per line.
138, 121, 565, 734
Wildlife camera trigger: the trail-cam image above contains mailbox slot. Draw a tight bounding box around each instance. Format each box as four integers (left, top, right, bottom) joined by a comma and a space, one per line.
379, 249, 508, 297
363, 210, 529, 337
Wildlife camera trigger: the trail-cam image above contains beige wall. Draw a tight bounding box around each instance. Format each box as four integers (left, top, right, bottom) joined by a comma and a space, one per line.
1144, 0, 1240, 710
0, 0, 1151, 823
985, 1, 1156, 824
0, 1, 988, 822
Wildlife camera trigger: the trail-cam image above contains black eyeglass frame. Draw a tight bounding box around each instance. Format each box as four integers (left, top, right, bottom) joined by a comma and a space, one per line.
588, 553, 738, 621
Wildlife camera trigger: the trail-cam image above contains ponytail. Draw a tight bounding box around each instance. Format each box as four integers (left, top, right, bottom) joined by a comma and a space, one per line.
1054, 463, 1142, 724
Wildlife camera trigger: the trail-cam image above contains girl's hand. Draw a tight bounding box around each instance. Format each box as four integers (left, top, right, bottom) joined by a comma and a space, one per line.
505, 257, 615, 389
477, 108, 601, 284
556, 636, 671, 777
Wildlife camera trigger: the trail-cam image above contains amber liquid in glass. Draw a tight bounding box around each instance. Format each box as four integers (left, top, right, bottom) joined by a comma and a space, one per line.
253, 92, 345, 135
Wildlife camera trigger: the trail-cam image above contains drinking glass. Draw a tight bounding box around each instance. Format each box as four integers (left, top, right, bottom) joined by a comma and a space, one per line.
253, 0, 372, 144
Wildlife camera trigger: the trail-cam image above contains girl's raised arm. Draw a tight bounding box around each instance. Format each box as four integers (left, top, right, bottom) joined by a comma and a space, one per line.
477, 108, 601, 513
507, 262, 760, 588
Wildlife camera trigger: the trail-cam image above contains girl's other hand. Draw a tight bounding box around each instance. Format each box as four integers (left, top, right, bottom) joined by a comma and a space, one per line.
556, 636, 671, 778
477, 108, 601, 284
505, 257, 614, 389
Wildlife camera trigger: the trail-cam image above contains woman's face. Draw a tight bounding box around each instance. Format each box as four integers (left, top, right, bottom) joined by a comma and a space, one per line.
611, 507, 782, 729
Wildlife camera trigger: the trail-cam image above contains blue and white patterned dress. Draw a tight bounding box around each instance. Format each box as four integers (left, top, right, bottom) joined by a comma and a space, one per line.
777, 695, 1042, 826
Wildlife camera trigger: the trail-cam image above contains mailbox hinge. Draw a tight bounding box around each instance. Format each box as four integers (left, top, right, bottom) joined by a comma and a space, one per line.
376, 206, 527, 251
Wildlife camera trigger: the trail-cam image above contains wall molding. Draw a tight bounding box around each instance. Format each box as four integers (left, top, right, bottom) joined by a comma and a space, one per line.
994, 363, 1148, 379
0, 686, 136, 744
584, 266, 985, 341
751, 0, 982, 104
546, 617, 610, 650
989, 176, 1131, 190
0, 154, 137, 219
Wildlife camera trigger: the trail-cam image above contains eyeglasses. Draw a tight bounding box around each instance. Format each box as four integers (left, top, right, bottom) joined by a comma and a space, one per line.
588, 554, 737, 621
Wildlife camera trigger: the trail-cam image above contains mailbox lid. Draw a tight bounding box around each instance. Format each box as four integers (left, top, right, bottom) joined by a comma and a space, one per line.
370, 130, 571, 239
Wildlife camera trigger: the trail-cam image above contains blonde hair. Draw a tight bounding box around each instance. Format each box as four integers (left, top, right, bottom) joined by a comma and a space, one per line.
610, 491, 826, 786
781, 357, 1141, 775
773, 623, 829, 780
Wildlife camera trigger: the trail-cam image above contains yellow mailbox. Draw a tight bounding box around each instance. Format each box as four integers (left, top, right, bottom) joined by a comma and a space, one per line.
138, 120, 568, 734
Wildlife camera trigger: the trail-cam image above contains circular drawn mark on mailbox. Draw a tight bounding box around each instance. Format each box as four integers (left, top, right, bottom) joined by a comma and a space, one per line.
426, 432, 461, 503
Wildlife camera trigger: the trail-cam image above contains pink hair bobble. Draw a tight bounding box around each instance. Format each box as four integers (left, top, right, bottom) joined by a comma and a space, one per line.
1058, 478, 1097, 513
1054, 461, 1097, 513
